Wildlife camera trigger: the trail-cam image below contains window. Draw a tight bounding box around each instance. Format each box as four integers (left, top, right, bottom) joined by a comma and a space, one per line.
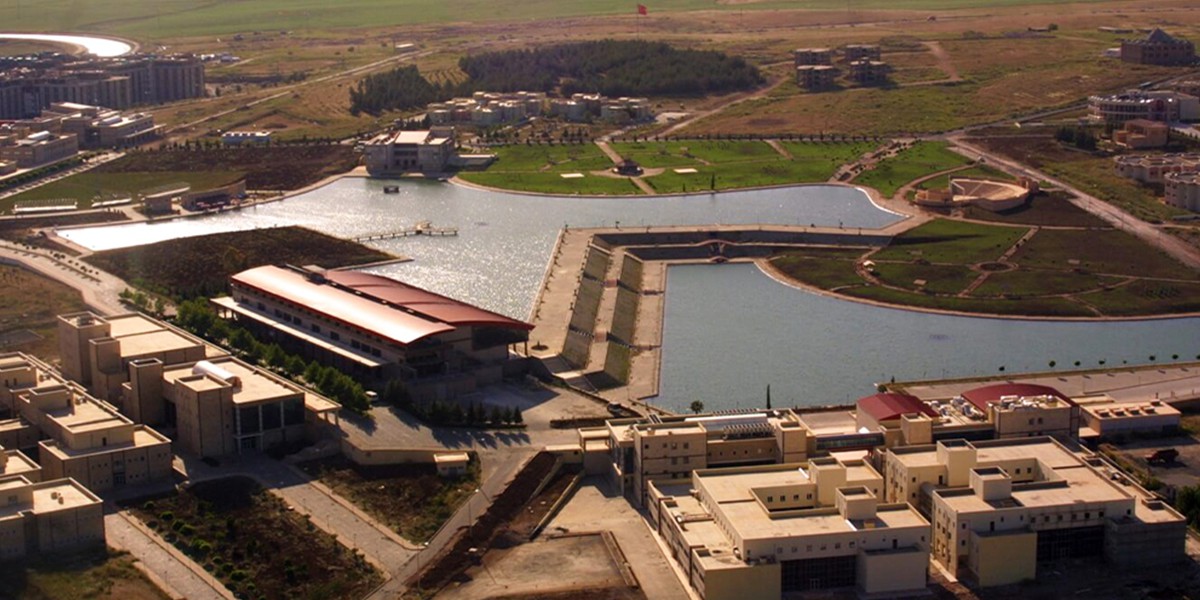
311, 323, 320, 333
683, 443, 689, 449
768, 496, 774, 502
330, 332, 340, 341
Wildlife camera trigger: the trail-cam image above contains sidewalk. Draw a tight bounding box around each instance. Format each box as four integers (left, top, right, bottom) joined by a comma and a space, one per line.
105, 511, 231, 600
0, 238, 127, 314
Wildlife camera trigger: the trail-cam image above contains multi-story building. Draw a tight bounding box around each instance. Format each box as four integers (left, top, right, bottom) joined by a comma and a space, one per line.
842, 44, 882, 63
646, 460, 931, 599
44, 102, 158, 148
0, 130, 78, 168
363, 128, 456, 175
0, 445, 41, 481
0, 352, 173, 493
1088, 90, 1200, 125
0, 54, 205, 119
1114, 118, 1170, 149
796, 65, 837, 90
1165, 171, 1200, 211
848, 60, 890, 85
1113, 153, 1200, 183
793, 48, 833, 66
883, 437, 1185, 586
1120, 29, 1196, 66
214, 265, 532, 390
0, 474, 104, 560
56, 312, 340, 458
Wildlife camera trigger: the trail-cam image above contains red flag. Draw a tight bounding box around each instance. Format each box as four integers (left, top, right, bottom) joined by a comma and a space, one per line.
637, 4, 647, 15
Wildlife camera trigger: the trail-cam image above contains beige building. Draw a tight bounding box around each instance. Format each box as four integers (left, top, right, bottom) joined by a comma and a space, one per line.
58, 311, 338, 458
1165, 171, 1200, 212
1120, 29, 1196, 66
848, 60, 890, 85
647, 460, 930, 598
1089, 90, 1200, 125
0, 130, 78, 168
0, 475, 104, 560
796, 65, 837, 90
793, 48, 833, 66
363, 128, 456, 175
0, 445, 41, 482
1114, 118, 1170, 149
1076, 396, 1182, 438
1114, 152, 1200, 183
884, 437, 1185, 586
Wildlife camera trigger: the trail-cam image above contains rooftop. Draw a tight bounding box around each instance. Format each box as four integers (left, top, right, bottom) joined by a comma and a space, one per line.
164, 357, 300, 406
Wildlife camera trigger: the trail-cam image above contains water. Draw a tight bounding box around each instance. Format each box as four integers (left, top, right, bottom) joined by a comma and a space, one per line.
60, 177, 898, 318
59, 178, 1200, 412
655, 263, 1200, 413
0, 33, 133, 58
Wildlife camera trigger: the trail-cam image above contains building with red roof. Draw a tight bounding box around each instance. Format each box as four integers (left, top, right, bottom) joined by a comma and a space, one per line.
856, 392, 938, 431
214, 265, 531, 392
957, 383, 1079, 440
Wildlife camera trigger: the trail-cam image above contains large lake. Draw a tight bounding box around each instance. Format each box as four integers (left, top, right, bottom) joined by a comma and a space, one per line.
60, 178, 1200, 411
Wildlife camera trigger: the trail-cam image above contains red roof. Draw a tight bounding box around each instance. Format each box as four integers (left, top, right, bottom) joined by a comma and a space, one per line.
857, 392, 936, 422
960, 383, 1073, 411
231, 266, 530, 348
323, 270, 532, 331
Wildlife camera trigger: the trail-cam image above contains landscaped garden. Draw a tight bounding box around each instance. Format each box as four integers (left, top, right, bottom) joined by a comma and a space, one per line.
131, 476, 381, 600
853, 141, 974, 198
769, 218, 1200, 317
298, 456, 481, 543
0, 548, 168, 600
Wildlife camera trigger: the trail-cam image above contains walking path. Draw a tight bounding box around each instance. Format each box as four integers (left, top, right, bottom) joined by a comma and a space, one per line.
105, 511, 231, 600
0, 151, 123, 201
0, 238, 126, 314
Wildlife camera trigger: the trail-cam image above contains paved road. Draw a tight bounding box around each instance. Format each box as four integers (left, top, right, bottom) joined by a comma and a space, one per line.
105, 511, 230, 600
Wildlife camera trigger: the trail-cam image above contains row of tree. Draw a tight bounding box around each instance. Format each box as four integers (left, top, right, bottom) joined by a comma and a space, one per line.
175, 299, 371, 414
380, 379, 522, 427
1055, 126, 1098, 151
349, 40, 763, 116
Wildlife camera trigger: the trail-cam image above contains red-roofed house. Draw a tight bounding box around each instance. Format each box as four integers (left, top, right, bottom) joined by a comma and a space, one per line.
213, 265, 532, 395
958, 383, 1079, 440
856, 392, 937, 431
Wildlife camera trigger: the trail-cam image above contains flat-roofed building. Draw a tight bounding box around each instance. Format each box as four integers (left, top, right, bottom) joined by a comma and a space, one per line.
0, 475, 104, 560
883, 437, 1185, 586
214, 265, 532, 393
1114, 152, 1200, 183
1089, 90, 1200, 125
1076, 396, 1181, 438
848, 60, 890, 85
793, 48, 833, 66
0, 445, 41, 482
1165, 171, 1200, 211
0, 130, 77, 168
842, 44, 882, 62
362, 128, 456, 175
1120, 29, 1196, 66
796, 65, 837, 90
1114, 118, 1170, 149
646, 460, 930, 599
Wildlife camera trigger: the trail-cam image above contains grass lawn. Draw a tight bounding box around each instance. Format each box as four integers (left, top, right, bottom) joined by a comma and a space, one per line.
872, 219, 1028, 264
3, 171, 244, 214
972, 269, 1119, 297
0, 548, 168, 600
131, 476, 381, 600
843, 284, 1095, 317
916, 164, 1014, 190
458, 171, 643, 195
1010, 229, 1198, 280
1079, 280, 1200, 316
854, 141, 973, 198
957, 191, 1110, 228
298, 456, 480, 543
478, 144, 613, 172
610, 140, 778, 165
871, 262, 978, 295
769, 249, 868, 290
85, 227, 394, 298
0, 264, 89, 360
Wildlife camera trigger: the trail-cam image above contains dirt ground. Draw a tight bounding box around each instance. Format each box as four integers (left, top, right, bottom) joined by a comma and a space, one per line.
438, 534, 630, 600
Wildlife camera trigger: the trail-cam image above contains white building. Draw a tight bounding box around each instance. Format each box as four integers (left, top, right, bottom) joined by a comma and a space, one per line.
1088, 90, 1200, 125
363, 128, 455, 175
1165, 171, 1200, 211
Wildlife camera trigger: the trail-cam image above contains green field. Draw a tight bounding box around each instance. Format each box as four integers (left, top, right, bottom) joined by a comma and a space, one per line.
853, 141, 974, 198
461, 140, 875, 195
770, 218, 1199, 317
2, 171, 243, 214
1, 0, 1112, 38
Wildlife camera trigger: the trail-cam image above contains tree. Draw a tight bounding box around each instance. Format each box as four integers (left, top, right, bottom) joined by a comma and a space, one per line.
1048, 360, 1056, 369
690, 400, 705, 414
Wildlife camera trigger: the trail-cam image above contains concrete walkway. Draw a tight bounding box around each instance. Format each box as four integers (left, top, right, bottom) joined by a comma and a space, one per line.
105, 511, 231, 600
0, 238, 127, 315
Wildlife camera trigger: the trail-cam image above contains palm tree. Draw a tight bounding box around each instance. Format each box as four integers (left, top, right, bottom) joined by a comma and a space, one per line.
690, 400, 705, 414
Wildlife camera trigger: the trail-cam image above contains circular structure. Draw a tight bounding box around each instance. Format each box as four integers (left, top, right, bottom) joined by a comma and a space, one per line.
913, 177, 1036, 212
0, 33, 134, 58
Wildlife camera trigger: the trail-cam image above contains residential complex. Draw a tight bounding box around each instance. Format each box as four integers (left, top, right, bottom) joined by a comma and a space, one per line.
1165, 171, 1200, 211
0, 53, 205, 119
362, 128, 456, 175
42, 102, 159, 148
426, 91, 653, 126
796, 65, 837, 91
213, 265, 532, 398
792, 48, 833, 66
1119, 29, 1196, 66
847, 60, 891, 85
1088, 90, 1200, 125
